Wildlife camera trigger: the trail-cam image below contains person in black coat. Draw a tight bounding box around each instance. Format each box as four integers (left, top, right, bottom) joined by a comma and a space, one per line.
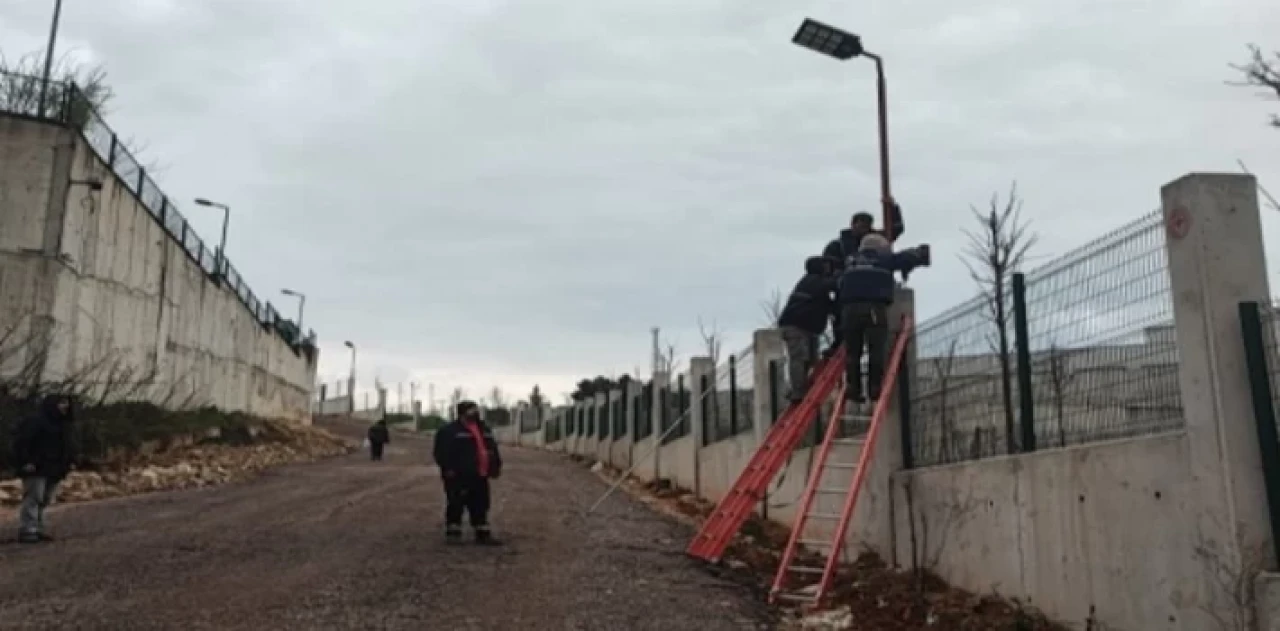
821, 206, 906, 271
836, 234, 929, 403
12, 394, 77, 543
777, 255, 840, 403
366, 420, 390, 461
432, 401, 503, 545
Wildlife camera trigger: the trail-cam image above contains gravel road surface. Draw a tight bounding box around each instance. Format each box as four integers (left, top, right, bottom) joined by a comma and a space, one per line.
0, 423, 773, 630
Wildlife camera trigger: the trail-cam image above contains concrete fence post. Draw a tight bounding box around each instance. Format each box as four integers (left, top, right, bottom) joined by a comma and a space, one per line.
625, 379, 637, 470
752, 328, 785, 445
1160, 173, 1277, 627
689, 356, 714, 499
594, 391, 608, 464
651, 370, 669, 482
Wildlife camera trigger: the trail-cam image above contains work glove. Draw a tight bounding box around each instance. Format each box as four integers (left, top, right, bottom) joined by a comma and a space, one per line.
820, 346, 837, 360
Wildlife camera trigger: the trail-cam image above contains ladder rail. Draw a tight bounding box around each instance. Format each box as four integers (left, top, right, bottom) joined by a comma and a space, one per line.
686, 347, 847, 561
813, 315, 915, 604
688, 393, 810, 557
688, 352, 843, 560
769, 382, 848, 601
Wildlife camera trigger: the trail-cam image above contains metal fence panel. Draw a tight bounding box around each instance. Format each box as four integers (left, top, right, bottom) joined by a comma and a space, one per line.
909, 211, 1182, 468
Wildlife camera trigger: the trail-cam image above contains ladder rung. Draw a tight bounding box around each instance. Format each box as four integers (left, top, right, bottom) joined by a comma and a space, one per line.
773, 592, 816, 603
831, 438, 860, 445
843, 414, 872, 420
808, 512, 840, 520
827, 462, 856, 469
816, 487, 845, 494
798, 538, 829, 547
788, 565, 824, 574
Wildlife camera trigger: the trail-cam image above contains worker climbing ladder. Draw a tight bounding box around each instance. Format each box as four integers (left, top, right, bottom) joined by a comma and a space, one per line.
685, 314, 915, 611
770, 314, 914, 608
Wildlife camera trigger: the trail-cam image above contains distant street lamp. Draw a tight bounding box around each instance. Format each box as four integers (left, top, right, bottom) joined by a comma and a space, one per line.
280, 288, 306, 333
344, 340, 357, 414
193, 198, 231, 278
791, 17, 896, 241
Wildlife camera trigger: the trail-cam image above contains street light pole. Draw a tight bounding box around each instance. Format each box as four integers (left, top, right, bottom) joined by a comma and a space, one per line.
281, 289, 306, 332
37, 0, 64, 117
864, 52, 893, 242
194, 198, 231, 279
344, 341, 357, 415
791, 18, 897, 241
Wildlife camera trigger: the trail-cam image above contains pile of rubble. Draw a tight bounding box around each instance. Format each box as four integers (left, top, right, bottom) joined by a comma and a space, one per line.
0, 420, 356, 508
588, 461, 1066, 631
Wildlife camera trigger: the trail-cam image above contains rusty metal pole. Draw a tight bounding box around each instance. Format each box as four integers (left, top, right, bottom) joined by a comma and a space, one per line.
865, 52, 893, 242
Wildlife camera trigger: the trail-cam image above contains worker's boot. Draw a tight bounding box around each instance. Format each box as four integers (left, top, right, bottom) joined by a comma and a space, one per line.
474, 528, 503, 546
445, 524, 463, 544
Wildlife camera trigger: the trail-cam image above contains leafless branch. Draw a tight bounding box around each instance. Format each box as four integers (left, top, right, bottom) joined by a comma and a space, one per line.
759, 288, 784, 326
697, 317, 723, 365
1046, 343, 1076, 448
960, 182, 1037, 455
1229, 44, 1280, 128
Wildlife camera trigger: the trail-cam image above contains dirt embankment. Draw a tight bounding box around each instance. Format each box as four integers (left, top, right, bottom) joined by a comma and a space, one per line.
1, 419, 355, 509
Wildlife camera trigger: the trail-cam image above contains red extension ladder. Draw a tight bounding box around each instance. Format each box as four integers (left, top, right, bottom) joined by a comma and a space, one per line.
769, 315, 914, 609
684, 346, 848, 562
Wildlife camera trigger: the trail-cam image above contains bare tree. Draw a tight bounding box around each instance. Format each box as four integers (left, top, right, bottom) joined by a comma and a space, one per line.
0, 50, 112, 118
0, 51, 158, 171
529, 385, 545, 423
961, 182, 1037, 455
1230, 44, 1280, 128
759, 288, 784, 326
449, 387, 465, 417
697, 317, 723, 364
489, 386, 507, 409
1046, 344, 1075, 448
931, 340, 960, 463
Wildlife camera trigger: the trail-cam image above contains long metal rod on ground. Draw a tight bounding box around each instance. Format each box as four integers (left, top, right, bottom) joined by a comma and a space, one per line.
586, 345, 753, 514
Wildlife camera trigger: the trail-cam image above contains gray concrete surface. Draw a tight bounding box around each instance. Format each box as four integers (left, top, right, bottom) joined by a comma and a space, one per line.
0, 425, 773, 630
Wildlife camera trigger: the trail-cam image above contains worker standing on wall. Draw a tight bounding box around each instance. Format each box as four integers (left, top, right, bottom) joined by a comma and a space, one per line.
836, 234, 929, 404
822, 205, 906, 270
777, 255, 841, 404
432, 401, 503, 545
366, 419, 390, 461
12, 394, 78, 544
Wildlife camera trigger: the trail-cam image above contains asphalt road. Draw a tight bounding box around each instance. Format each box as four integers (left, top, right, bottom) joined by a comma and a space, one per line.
0, 423, 774, 630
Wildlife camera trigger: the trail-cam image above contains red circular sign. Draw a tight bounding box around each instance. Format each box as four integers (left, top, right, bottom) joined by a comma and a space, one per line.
1168, 206, 1191, 240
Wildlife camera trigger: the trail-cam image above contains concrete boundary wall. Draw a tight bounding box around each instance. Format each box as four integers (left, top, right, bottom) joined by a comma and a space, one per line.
498, 174, 1278, 629
0, 115, 316, 422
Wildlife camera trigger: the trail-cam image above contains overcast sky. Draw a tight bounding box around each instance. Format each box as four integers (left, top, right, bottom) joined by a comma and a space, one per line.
2, 0, 1278, 407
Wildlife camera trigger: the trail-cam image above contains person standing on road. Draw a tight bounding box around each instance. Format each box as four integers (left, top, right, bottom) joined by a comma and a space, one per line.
366, 419, 390, 461
11, 394, 78, 544
777, 255, 840, 404
432, 401, 503, 546
836, 234, 929, 404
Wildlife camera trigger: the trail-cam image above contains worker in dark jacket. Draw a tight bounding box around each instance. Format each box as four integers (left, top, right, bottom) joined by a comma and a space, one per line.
777, 256, 840, 403
837, 234, 929, 403
12, 394, 77, 544
367, 420, 390, 461
822, 205, 906, 270
433, 401, 503, 545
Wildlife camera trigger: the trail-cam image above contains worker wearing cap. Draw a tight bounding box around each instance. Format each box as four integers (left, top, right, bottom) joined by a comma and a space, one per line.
822, 204, 905, 271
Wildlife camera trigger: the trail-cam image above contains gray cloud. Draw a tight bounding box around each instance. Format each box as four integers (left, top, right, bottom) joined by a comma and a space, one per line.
2, 0, 1278, 402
